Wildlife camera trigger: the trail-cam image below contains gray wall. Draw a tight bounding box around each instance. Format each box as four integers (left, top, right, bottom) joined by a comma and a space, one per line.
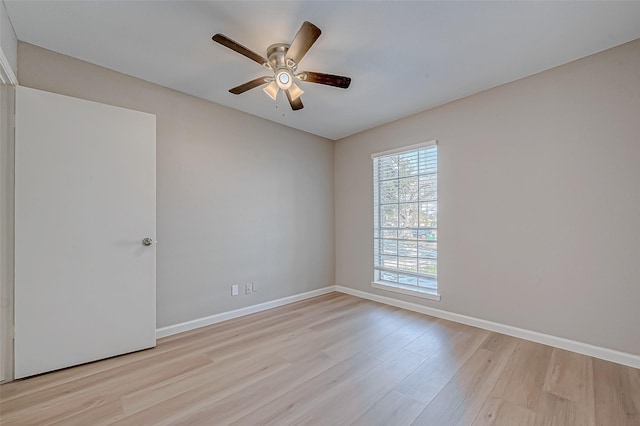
335, 39, 640, 356
18, 42, 335, 328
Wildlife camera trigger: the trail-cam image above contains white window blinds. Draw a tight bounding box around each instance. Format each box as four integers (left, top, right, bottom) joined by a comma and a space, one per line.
373, 142, 438, 295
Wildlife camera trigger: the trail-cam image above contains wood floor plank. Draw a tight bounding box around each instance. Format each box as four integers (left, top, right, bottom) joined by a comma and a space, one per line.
534, 391, 595, 426
322, 309, 414, 361
282, 304, 403, 362
489, 339, 553, 410
537, 349, 596, 426
352, 390, 426, 426
411, 343, 515, 425
0, 353, 212, 423
593, 358, 640, 425
47, 399, 124, 426
170, 352, 340, 425
472, 397, 537, 426
109, 356, 292, 425
479, 332, 520, 355
291, 349, 426, 425
228, 352, 381, 425
364, 315, 437, 361
543, 348, 595, 406
0, 293, 637, 425
394, 323, 490, 405
403, 319, 468, 358
198, 296, 370, 365
120, 353, 285, 414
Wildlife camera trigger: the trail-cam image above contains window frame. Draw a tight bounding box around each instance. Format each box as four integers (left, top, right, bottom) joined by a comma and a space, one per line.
371, 140, 440, 301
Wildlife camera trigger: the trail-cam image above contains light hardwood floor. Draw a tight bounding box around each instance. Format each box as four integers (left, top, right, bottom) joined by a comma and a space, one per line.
1, 292, 638, 425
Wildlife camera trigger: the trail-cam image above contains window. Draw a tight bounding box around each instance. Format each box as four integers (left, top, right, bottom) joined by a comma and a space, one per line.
372, 141, 439, 300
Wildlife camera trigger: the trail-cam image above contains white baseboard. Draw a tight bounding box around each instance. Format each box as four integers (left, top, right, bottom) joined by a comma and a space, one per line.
156, 286, 335, 339
335, 285, 640, 369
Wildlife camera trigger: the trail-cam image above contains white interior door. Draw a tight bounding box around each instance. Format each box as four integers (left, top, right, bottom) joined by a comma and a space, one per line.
14, 86, 156, 379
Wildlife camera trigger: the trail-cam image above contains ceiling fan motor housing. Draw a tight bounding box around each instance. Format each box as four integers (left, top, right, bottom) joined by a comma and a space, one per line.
268, 43, 295, 90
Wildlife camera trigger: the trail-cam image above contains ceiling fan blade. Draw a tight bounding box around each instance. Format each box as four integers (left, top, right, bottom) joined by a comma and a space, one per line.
229, 77, 271, 95
286, 21, 321, 65
297, 71, 351, 89
213, 33, 268, 66
286, 89, 304, 111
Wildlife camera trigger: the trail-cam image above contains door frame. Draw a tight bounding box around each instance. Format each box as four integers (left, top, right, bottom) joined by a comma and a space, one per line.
0, 82, 16, 383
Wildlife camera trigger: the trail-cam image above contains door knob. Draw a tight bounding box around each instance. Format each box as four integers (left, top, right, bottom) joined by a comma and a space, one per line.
142, 238, 154, 246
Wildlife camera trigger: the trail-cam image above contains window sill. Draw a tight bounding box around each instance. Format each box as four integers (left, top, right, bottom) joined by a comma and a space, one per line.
372, 281, 441, 301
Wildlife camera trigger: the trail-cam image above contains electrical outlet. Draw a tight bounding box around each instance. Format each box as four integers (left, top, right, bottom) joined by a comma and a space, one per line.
231, 284, 239, 296
245, 283, 253, 295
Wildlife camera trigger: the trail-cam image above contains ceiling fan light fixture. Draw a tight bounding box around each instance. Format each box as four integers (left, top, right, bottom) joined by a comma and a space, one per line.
275, 69, 293, 90
288, 82, 304, 101
263, 80, 279, 100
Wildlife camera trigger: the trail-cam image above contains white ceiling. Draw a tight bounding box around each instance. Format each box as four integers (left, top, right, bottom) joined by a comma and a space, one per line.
5, 1, 640, 140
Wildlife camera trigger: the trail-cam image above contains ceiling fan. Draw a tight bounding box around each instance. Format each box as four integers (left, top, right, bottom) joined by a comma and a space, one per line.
212, 21, 351, 111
